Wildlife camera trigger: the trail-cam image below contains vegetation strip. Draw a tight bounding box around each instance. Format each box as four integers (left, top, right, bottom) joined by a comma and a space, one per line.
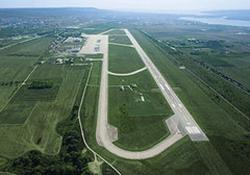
0, 65, 38, 113
0, 37, 42, 51
77, 63, 122, 175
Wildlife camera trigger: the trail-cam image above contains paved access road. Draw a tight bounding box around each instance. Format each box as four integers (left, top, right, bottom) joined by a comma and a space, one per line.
108, 67, 147, 77
93, 29, 208, 160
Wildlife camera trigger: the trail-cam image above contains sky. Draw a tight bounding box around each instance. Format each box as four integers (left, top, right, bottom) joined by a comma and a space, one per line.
1, 0, 250, 11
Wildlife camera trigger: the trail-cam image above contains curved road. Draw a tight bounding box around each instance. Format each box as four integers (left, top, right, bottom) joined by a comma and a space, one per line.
108, 67, 147, 77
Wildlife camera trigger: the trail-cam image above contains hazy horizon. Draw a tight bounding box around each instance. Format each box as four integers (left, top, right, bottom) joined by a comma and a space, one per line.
1, 0, 250, 12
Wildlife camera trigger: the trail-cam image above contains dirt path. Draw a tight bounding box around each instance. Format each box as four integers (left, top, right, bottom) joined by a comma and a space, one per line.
0, 37, 41, 51
0, 65, 38, 112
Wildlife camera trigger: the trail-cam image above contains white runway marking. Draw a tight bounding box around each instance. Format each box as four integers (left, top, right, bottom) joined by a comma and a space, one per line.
160, 84, 165, 90
165, 84, 170, 90
185, 126, 201, 134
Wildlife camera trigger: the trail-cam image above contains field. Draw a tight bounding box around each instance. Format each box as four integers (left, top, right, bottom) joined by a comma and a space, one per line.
81, 61, 101, 135
0, 37, 54, 115
0, 35, 90, 160
0, 59, 35, 110
81, 57, 231, 175
1, 8, 250, 175
109, 70, 173, 150
80, 26, 249, 175
106, 29, 126, 35
0, 37, 53, 57
109, 45, 145, 73
0, 64, 89, 158
79, 22, 118, 34
0, 37, 54, 101
0, 18, 118, 173
109, 35, 132, 45
144, 22, 250, 90
130, 28, 250, 175
0, 37, 30, 49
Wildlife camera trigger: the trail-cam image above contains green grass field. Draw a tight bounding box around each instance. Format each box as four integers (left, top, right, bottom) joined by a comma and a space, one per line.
1, 23, 249, 175
0, 37, 55, 124
0, 37, 53, 57
109, 71, 173, 150
85, 54, 103, 59
0, 35, 91, 159
109, 45, 145, 73
0, 37, 54, 111
0, 65, 63, 125
106, 29, 126, 35
0, 64, 89, 158
109, 35, 132, 45
0, 56, 36, 82
81, 61, 102, 140
0, 38, 29, 48
0, 59, 35, 110
130, 29, 250, 175
79, 27, 250, 175
81, 60, 231, 175
0, 158, 7, 167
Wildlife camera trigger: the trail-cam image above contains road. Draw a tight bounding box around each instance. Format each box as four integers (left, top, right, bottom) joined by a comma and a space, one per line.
108, 67, 147, 77
77, 63, 122, 175
109, 42, 134, 48
93, 29, 208, 160
0, 36, 41, 51
98, 29, 114, 35
0, 65, 38, 112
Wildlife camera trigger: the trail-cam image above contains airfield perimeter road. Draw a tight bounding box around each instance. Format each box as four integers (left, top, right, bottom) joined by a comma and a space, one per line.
92, 29, 208, 160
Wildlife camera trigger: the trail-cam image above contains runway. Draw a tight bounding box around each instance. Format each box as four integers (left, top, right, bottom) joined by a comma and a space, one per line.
124, 29, 208, 142
88, 29, 208, 160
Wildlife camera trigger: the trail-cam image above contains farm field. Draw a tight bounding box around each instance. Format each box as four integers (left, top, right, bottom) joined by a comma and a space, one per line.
109, 70, 173, 150
0, 59, 35, 110
0, 37, 54, 123
108, 44, 145, 73
0, 37, 29, 49
0, 17, 116, 173
0, 64, 89, 158
0, 37, 53, 57
143, 23, 250, 90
